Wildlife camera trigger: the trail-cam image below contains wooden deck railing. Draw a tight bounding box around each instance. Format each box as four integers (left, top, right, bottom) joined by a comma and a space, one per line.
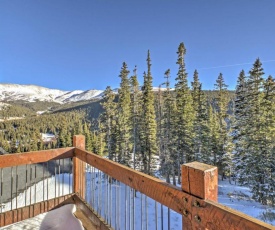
0, 135, 273, 230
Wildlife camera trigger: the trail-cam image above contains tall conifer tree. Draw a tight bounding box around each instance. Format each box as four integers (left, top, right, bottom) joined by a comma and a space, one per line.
174, 42, 194, 174
117, 62, 131, 165
140, 50, 157, 175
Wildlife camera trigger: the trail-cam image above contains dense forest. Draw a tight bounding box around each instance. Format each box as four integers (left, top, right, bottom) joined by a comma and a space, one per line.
0, 43, 274, 206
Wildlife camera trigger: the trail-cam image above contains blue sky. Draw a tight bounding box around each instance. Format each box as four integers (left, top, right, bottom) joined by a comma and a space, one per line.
0, 1, 275, 91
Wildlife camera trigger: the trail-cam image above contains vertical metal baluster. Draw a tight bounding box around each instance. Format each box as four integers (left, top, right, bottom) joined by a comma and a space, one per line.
146, 196, 148, 230
80, 161, 82, 199
168, 208, 170, 230
47, 162, 49, 201
128, 185, 131, 230
89, 166, 94, 205
97, 170, 100, 215
92, 166, 95, 207
161, 204, 164, 230
117, 180, 119, 230
43, 162, 45, 201
106, 174, 109, 225
99, 170, 102, 217
62, 159, 64, 196
98, 170, 100, 215
141, 193, 143, 230
58, 159, 61, 197
89, 165, 94, 205
25, 165, 27, 206
16, 166, 18, 210
115, 179, 117, 230
34, 165, 37, 204
131, 189, 135, 230
55, 161, 58, 198
129, 188, 132, 230
93, 167, 96, 210
96, 168, 98, 214
10, 167, 13, 211
0, 168, 3, 213
125, 185, 127, 230
90, 166, 92, 206
30, 165, 32, 205
68, 158, 71, 194
118, 180, 121, 230
110, 176, 112, 228
155, 201, 158, 230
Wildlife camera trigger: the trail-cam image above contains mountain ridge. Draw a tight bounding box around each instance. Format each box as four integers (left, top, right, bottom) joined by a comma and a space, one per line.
0, 83, 104, 104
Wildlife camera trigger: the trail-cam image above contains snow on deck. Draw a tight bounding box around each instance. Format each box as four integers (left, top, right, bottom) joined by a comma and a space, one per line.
1, 213, 46, 230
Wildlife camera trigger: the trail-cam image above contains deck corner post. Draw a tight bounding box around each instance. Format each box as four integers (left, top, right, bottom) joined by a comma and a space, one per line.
181, 161, 218, 229
73, 135, 86, 198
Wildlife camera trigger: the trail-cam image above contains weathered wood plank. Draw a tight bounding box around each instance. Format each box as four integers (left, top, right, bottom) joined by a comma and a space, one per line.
73, 135, 86, 199
201, 200, 274, 230
182, 162, 218, 202
0, 148, 74, 168
74, 194, 112, 230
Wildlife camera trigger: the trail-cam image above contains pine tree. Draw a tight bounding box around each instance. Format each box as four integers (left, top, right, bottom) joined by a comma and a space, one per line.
233, 70, 247, 181
236, 59, 268, 203
100, 86, 117, 161
174, 42, 194, 183
130, 67, 142, 170
213, 73, 230, 175
117, 62, 131, 165
161, 69, 177, 184
261, 75, 275, 205
140, 50, 158, 175
208, 104, 219, 165
191, 70, 209, 162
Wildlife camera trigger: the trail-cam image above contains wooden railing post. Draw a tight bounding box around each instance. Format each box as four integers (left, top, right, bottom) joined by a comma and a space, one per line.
181, 162, 218, 230
73, 135, 86, 198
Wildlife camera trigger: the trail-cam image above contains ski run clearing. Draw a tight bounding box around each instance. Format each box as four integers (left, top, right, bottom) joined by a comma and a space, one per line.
1, 171, 275, 229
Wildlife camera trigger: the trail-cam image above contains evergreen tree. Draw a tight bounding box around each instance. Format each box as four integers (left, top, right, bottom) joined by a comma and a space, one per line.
140, 50, 158, 175
130, 67, 142, 170
161, 69, 177, 184
191, 70, 209, 162
100, 86, 117, 160
233, 70, 247, 181
174, 42, 194, 183
117, 62, 131, 165
213, 73, 230, 174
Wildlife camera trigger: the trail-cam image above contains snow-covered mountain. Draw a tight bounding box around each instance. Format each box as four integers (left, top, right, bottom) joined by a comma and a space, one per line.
0, 84, 104, 104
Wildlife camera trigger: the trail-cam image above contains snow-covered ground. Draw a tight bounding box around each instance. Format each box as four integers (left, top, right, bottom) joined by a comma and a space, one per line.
1, 171, 274, 229
218, 178, 275, 226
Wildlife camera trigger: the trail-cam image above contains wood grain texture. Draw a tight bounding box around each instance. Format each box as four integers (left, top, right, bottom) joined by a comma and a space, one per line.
74, 194, 112, 230
182, 162, 218, 202
0, 148, 74, 168
73, 135, 86, 199
75, 148, 274, 230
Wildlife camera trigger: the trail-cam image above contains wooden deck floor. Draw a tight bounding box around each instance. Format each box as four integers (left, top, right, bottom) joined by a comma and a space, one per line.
0, 213, 47, 230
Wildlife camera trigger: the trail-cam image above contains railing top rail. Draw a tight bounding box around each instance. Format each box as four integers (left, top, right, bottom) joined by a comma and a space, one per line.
0, 147, 74, 168
75, 147, 274, 230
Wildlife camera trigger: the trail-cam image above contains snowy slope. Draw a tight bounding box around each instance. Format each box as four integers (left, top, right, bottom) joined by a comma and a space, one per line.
62, 89, 103, 102
0, 84, 66, 102
0, 84, 104, 104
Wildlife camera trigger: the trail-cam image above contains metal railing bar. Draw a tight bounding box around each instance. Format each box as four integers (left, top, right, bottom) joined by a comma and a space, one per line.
15, 166, 18, 210
10, 167, 13, 211
0, 168, 3, 213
